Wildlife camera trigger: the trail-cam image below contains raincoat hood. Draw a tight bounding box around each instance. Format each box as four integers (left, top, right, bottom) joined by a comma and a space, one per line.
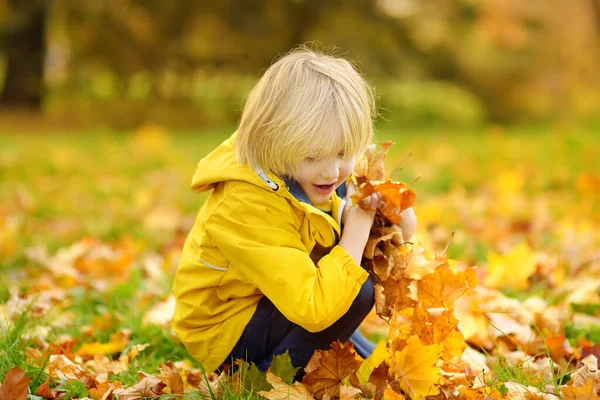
190, 132, 347, 235
191, 133, 283, 195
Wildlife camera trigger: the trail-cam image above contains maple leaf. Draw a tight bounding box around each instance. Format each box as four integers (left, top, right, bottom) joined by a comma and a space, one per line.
416, 266, 478, 309
269, 351, 301, 385
411, 306, 467, 361
0, 367, 30, 400
484, 242, 537, 290
302, 342, 362, 399
259, 371, 314, 400
561, 378, 600, 400
352, 180, 416, 225
403, 245, 448, 280
389, 335, 442, 399
374, 277, 415, 318
159, 361, 184, 395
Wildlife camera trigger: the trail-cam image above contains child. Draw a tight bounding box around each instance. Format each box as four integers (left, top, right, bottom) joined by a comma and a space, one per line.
172, 46, 416, 380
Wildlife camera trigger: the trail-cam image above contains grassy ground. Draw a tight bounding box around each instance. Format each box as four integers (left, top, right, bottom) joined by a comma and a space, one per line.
1, 122, 599, 398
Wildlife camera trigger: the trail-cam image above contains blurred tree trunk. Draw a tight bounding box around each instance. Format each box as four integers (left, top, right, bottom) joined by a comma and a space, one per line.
0, 0, 48, 110
593, 0, 600, 34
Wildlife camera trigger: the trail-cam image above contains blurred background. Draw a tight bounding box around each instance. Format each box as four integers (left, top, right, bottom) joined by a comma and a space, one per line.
1, 0, 600, 128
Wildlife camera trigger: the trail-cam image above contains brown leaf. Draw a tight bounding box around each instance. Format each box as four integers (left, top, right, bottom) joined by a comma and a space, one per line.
0, 367, 30, 400
159, 361, 184, 395
112, 375, 166, 400
259, 371, 314, 400
571, 355, 600, 394
302, 342, 362, 399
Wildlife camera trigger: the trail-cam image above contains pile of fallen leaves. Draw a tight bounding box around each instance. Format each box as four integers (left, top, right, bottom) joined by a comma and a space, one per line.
2, 131, 600, 399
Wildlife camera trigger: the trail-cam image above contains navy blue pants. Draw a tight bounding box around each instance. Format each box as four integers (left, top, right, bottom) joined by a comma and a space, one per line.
220, 275, 376, 380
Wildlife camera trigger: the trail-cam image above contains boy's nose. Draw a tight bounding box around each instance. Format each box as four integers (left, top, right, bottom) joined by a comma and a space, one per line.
321, 162, 339, 181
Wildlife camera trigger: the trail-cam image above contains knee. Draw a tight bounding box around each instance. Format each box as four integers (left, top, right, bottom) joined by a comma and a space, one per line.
352, 274, 375, 317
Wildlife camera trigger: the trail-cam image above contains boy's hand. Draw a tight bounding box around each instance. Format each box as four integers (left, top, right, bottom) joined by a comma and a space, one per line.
342, 182, 417, 240
399, 207, 416, 241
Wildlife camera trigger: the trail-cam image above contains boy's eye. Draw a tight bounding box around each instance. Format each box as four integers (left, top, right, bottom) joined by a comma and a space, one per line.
305, 157, 316, 162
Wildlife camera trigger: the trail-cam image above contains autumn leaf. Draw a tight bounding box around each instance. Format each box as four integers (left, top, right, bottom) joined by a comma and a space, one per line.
302, 342, 362, 399
561, 378, 600, 400
352, 180, 416, 225
389, 335, 442, 399
0, 367, 30, 400
259, 371, 314, 400
159, 361, 184, 395
484, 242, 537, 290
356, 340, 389, 384
403, 245, 447, 280
367, 141, 394, 181
35, 379, 60, 399
383, 387, 406, 399
269, 351, 301, 385
112, 374, 166, 400
416, 266, 479, 308
571, 355, 600, 394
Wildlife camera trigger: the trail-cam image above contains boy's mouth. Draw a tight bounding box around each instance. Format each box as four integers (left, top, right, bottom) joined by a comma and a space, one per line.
313, 183, 335, 194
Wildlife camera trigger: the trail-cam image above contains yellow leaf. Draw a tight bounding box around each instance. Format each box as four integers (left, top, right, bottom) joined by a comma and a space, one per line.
417, 266, 478, 308
76, 340, 126, 357
389, 335, 442, 399
383, 387, 406, 399
484, 242, 537, 290
259, 371, 314, 400
357, 340, 389, 384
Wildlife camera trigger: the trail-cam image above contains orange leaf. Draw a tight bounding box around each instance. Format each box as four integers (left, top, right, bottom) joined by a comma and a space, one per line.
302, 342, 362, 399
0, 367, 30, 400
561, 378, 600, 400
416, 266, 478, 308
383, 387, 406, 399
376, 181, 416, 225
35, 379, 59, 399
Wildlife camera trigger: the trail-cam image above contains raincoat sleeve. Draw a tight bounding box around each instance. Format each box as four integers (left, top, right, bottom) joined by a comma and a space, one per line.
205, 185, 369, 333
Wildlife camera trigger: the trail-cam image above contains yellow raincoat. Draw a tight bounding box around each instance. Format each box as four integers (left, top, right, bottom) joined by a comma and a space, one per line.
171, 133, 369, 372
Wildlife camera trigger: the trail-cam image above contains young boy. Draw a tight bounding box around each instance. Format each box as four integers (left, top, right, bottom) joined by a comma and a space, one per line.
172, 47, 416, 380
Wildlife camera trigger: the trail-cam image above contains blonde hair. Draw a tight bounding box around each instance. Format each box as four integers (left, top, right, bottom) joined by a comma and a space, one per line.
235, 46, 377, 179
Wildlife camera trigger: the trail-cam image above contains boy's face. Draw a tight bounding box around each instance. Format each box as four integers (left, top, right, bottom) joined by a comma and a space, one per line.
296, 153, 355, 206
